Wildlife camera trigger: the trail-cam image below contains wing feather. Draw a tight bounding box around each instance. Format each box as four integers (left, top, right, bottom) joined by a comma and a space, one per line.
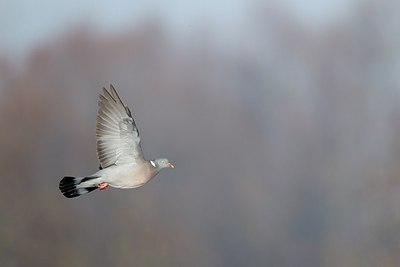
96, 85, 144, 168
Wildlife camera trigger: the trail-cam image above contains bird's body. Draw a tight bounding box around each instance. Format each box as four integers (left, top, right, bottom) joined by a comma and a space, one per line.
77, 162, 156, 189
59, 85, 174, 198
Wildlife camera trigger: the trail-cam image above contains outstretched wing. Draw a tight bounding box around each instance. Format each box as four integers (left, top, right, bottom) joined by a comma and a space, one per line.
96, 85, 144, 168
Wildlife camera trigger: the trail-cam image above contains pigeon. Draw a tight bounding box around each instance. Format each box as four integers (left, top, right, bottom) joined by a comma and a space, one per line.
59, 85, 174, 198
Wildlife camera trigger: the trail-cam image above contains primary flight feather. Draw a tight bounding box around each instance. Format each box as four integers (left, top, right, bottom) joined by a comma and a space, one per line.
59, 85, 174, 198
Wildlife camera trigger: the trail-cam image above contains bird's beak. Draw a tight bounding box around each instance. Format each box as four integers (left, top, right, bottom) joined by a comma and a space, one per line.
167, 163, 175, 169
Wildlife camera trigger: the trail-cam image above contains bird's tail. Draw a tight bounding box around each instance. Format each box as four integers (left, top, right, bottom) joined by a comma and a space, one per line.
59, 176, 99, 198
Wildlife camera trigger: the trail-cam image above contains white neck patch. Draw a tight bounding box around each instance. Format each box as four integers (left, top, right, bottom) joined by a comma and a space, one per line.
150, 160, 156, 167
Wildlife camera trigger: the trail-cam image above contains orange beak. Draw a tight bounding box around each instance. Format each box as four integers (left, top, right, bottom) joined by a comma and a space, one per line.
167, 163, 175, 169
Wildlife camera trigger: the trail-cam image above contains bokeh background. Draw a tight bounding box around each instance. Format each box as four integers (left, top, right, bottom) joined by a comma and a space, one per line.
1, 0, 400, 266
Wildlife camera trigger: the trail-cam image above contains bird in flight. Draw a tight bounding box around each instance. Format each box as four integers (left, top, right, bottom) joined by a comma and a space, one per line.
59, 85, 174, 198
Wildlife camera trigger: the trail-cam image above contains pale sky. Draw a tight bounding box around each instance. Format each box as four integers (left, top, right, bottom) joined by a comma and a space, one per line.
0, 0, 357, 63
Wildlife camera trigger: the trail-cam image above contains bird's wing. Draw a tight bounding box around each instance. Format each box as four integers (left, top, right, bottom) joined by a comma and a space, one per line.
96, 85, 144, 168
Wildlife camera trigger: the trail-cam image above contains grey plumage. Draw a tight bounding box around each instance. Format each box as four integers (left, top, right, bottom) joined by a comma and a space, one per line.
59, 85, 174, 198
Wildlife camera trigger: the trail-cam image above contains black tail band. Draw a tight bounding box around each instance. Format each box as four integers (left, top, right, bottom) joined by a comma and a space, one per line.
59, 176, 99, 198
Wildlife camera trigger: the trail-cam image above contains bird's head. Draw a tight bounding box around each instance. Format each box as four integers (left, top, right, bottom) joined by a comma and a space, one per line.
150, 158, 174, 171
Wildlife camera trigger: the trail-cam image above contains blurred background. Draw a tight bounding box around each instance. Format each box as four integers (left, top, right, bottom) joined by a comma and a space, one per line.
1, 0, 400, 266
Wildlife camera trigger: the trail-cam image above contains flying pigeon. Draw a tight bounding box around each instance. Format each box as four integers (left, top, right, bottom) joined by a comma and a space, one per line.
59, 85, 174, 198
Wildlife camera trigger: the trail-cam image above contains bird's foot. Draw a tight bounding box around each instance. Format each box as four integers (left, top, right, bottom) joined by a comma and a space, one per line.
98, 182, 109, 190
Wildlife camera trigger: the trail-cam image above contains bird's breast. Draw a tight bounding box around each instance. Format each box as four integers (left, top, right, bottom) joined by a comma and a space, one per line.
103, 163, 157, 189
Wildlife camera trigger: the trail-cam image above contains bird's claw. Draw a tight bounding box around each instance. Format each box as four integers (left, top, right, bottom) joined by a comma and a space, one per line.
98, 182, 109, 190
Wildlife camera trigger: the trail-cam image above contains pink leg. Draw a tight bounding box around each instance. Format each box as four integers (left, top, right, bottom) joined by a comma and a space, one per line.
98, 182, 109, 190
